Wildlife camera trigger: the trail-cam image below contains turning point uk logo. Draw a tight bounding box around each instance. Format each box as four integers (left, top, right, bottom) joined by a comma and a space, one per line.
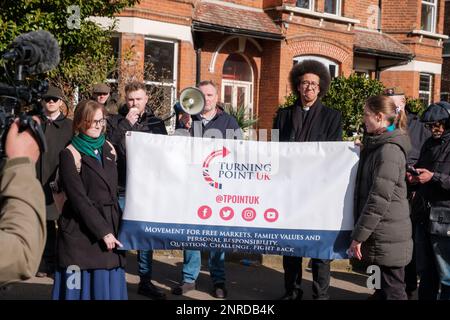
202, 147, 231, 190
201, 147, 272, 190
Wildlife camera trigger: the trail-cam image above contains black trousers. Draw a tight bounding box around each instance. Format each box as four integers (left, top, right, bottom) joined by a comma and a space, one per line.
38, 220, 57, 273
404, 222, 418, 293
283, 256, 331, 299
379, 266, 408, 300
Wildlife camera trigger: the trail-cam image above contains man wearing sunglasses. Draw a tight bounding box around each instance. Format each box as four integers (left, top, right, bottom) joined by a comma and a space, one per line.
407, 102, 450, 300
35, 86, 73, 278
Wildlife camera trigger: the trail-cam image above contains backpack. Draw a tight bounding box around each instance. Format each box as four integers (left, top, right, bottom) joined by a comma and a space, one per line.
50, 144, 81, 216
50, 141, 117, 215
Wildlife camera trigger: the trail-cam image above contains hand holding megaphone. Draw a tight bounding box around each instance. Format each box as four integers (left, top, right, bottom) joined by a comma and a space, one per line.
176, 87, 206, 129
178, 87, 205, 115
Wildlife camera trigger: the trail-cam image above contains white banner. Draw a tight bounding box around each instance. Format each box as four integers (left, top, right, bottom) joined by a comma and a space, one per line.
118, 132, 360, 259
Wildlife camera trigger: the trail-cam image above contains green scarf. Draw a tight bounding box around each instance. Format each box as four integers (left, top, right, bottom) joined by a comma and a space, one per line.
71, 133, 105, 159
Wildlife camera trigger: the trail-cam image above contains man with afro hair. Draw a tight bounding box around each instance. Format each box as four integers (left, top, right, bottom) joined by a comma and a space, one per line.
274, 59, 342, 300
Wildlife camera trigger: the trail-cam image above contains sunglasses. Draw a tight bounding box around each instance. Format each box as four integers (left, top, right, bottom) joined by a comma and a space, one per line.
44, 97, 60, 103
425, 121, 445, 130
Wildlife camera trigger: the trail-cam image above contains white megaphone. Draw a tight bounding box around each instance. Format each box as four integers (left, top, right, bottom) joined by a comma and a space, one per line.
178, 87, 205, 115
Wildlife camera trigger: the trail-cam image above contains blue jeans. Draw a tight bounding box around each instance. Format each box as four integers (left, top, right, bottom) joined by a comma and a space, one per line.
118, 195, 153, 281
431, 235, 450, 300
182, 250, 225, 285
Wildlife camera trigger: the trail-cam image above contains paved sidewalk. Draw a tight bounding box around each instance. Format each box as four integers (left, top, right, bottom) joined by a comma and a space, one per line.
0, 252, 374, 300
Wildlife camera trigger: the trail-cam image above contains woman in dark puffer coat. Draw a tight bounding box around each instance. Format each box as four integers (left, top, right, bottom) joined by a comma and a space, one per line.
349, 95, 413, 300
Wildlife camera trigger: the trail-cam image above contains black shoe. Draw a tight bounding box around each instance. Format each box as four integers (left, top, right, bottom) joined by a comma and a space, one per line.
138, 281, 166, 300
212, 283, 227, 299
280, 288, 303, 300
367, 290, 383, 300
172, 282, 196, 295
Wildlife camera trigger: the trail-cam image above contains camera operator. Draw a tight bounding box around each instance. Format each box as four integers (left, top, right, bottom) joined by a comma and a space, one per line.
0, 119, 45, 286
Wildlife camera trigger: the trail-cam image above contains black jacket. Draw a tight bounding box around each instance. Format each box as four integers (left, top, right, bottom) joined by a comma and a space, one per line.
406, 112, 431, 166
273, 99, 342, 142
56, 142, 125, 270
415, 131, 450, 209
36, 114, 73, 220
106, 104, 167, 191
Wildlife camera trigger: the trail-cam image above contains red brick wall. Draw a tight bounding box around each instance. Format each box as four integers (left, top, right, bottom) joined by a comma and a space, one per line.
118, 33, 145, 96
346, 0, 380, 29
259, 41, 283, 130
178, 41, 196, 91
220, 0, 264, 8
440, 2, 450, 96
118, 0, 193, 25
382, 0, 419, 32
381, 70, 441, 103
380, 71, 420, 99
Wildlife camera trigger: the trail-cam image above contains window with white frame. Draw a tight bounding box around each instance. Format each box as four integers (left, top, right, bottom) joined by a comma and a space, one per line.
421, 0, 437, 33
324, 0, 342, 16
419, 73, 433, 107
144, 38, 177, 117
296, 0, 314, 10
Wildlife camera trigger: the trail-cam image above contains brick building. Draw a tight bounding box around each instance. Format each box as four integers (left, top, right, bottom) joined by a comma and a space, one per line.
440, 0, 450, 101
92, 0, 448, 130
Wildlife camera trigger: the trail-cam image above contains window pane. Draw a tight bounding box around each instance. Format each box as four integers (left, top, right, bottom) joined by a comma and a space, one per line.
237, 87, 246, 108
421, 4, 433, 32
145, 84, 173, 118
420, 74, 431, 91
223, 53, 252, 81
324, 0, 338, 14
144, 40, 175, 82
296, 0, 311, 9
224, 85, 232, 105
108, 36, 120, 80
444, 41, 450, 55
419, 93, 430, 107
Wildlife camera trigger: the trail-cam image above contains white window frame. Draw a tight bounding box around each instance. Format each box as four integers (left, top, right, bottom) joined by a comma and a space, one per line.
419, 73, 433, 106
421, 0, 437, 33
296, 0, 315, 11
143, 37, 178, 107
324, 0, 342, 16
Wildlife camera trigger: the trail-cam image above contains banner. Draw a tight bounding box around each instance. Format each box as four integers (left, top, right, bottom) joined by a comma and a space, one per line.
118, 132, 360, 259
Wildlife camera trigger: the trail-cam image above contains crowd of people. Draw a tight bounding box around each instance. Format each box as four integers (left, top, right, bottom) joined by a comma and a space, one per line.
1, 59, 449, 300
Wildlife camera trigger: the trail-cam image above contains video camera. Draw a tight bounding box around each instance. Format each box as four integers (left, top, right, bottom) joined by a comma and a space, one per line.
0, 30, 61, 157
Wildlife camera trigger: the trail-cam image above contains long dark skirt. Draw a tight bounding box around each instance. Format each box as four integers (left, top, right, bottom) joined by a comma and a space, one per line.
52, 267, 127, 300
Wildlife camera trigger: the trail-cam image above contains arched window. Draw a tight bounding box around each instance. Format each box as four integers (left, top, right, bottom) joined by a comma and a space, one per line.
222, 53, 252, 82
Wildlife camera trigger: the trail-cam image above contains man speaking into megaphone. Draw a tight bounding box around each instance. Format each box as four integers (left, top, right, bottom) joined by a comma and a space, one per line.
172, 80, 241, 299
177, 81, 241, 140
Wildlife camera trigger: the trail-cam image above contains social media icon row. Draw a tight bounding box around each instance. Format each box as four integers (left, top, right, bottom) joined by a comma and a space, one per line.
197, 206, 278, 223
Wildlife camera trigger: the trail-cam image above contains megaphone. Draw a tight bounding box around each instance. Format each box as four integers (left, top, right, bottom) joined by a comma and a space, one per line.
178, 87, 205, 115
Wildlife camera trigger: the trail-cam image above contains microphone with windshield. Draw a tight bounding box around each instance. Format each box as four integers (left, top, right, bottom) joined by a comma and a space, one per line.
2, 30, 60, 80
0, 30, 61, 156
